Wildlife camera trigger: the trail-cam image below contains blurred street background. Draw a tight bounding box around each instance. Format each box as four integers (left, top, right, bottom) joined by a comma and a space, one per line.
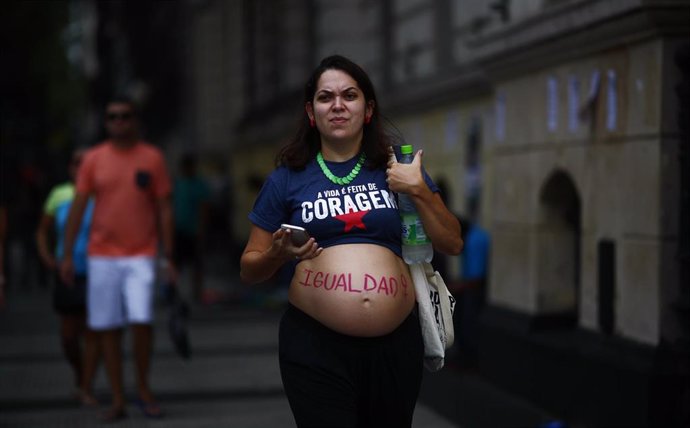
0, 253, 553, 428
1, 1, 689, 427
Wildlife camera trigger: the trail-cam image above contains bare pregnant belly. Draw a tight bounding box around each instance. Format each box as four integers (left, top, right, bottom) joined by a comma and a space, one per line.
288, 244, 415, 337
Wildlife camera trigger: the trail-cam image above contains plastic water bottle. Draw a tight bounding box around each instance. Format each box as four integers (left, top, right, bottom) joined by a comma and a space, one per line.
398, 144, 433, 264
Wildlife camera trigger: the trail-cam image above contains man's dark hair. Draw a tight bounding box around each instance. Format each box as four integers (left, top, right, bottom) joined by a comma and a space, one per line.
104, 96, 138, 116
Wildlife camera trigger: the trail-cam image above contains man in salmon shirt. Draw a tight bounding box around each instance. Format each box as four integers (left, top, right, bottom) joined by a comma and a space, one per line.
61, 98, 175, 422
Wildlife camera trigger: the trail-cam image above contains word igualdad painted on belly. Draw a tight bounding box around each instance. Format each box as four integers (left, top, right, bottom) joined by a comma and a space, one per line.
298, 269, 409, 297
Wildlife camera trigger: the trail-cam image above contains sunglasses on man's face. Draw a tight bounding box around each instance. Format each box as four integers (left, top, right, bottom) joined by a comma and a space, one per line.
106, 112, 134, 121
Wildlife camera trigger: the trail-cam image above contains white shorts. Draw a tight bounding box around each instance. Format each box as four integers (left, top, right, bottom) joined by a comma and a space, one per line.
87, 256, 156, 330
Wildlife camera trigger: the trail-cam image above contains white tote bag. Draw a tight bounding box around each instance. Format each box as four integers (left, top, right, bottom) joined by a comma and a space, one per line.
409, 262, 456, 372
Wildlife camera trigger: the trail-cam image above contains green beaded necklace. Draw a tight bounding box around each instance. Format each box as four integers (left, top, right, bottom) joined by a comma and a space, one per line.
316, 151, 366, 185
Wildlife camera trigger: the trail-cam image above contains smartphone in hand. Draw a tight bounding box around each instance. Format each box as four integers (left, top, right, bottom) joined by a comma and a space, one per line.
280, 224, 311, 247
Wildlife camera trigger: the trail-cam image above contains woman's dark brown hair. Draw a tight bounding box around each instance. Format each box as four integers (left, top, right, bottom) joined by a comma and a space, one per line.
276, 55, 395, 170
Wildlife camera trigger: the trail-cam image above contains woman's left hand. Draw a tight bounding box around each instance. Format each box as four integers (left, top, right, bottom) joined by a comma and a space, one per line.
386, 147, 426, 196
385, 146, 463, 255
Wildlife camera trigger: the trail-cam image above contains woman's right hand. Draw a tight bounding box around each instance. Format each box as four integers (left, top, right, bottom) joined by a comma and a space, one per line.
240, 224, 322, 284
269, 228, 322, 262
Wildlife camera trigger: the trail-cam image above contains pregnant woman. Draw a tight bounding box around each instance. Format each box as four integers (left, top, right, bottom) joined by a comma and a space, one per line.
240, 55, 461, 428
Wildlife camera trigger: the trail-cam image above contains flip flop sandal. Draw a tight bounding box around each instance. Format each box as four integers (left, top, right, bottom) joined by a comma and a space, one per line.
133, 399, 164, 419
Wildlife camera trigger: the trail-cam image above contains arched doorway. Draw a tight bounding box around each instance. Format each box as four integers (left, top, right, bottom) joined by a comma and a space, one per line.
535, 170, 581, 328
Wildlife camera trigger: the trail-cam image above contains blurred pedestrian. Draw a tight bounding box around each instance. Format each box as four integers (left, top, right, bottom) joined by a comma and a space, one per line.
60, 98, 175, 422
0, 152, 15, 308
240, 55, 461, 427
173, 152, 210, 303
0, 204, 6, 308
14, 159, 49, 290
35, 149, 100, 406
449, 215, 490, 370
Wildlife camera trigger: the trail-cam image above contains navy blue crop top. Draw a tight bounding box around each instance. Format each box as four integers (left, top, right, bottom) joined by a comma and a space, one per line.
248, 154, 438, 258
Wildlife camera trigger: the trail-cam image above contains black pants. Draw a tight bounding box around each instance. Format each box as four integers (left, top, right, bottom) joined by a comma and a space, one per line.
173, 231, 201, 269
53, 274, 87, 316
279, 304, 424, 428
454, 285, 485, 365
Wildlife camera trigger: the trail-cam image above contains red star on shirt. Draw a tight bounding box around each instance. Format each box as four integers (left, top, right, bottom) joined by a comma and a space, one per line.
334, 210, 370, 232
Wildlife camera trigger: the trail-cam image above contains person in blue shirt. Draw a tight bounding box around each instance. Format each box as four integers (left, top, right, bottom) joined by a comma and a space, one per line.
451, 215, 490, 370
172, 153, 210, 302
240, 55, 462, 427
35, 149, 100, 406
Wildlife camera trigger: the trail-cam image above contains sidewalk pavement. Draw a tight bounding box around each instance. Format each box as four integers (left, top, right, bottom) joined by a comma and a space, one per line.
0, 283, 456, 427
0, 255, 552, 428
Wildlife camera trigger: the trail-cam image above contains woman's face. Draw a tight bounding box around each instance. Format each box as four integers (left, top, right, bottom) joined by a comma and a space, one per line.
306, 69, 373, 148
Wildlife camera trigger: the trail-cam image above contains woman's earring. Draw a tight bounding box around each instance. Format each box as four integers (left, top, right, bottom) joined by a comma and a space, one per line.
365, 116, 371, 124
309, 118, 315, 127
